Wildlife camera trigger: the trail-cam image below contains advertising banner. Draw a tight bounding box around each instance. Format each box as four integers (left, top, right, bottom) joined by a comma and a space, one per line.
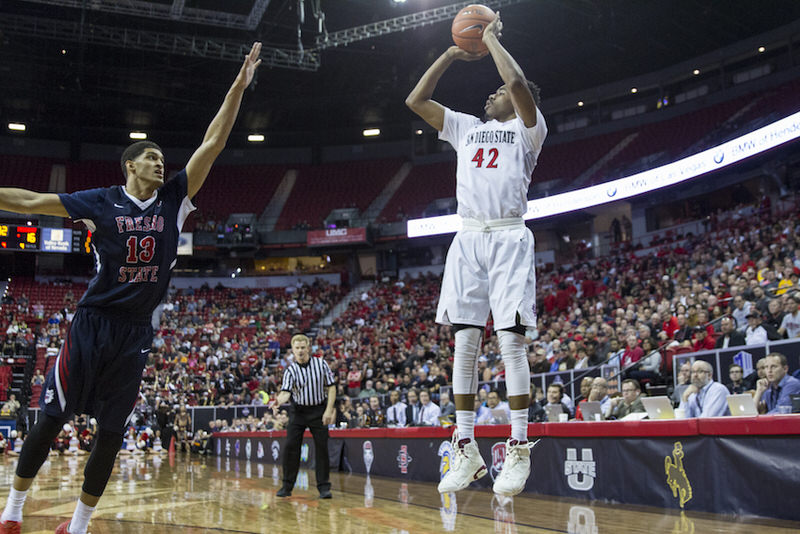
307, 227, 367, 246
212, 427, 800, 521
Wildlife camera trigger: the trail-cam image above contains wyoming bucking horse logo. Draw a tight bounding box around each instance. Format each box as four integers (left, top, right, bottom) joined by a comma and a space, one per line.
664, 441, 693, 508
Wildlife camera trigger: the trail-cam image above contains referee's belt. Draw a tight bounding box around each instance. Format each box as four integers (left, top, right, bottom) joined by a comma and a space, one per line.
461, 217, 525, 232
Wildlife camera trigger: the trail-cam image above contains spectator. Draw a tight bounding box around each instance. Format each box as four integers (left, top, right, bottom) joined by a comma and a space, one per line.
621, 334, 644, 370
778, 295, 800, 339
364, 396, 386, 428
742, 357, 767, 391
358, 379, 377, 399
0, 394, 20, 418
477, 390, 511, 425
529, 347, 550, 375
608, 379, 646, 419
573, 377, 594, 421
679, 360, 730, 418
715, 316, 745, 349
725, 364, 747, 394
587, 378, 613, 418
744, 312, 768, 346
417, 389, 441, 426
691, 327, 715, 352
404, 389, 421, 427
731, 295, 752, 331
30, 369, 45, 387
527, 386, 546, 422
385, 390, 407, 427
346, 364, 363, 397
439, 391, 456, 425
540, 383, 571, 419
754, 353, 800, 414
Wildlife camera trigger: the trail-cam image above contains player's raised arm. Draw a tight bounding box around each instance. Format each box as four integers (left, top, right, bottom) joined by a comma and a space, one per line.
0, 188, 68, 218
185, 42, 262, 199
482, 13, 537, 128
405, 46, 485, 132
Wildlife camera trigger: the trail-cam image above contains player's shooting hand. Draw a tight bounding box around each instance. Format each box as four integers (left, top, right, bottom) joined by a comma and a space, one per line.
447, 46, 487, 62
482, 13, 502, 43
237, 42, 262, 88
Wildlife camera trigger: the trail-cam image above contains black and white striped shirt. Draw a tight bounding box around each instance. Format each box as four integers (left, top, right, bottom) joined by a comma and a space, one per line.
281, 357, 336, 406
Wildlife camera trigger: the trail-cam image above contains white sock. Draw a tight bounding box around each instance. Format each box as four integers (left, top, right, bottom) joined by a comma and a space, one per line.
67, 500, 96, 534
1, 488, 28, 523
510, 409, 528, 443
456, 410, 475, 442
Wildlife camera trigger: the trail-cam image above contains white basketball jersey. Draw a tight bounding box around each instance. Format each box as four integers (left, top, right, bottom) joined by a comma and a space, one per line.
439, 107, 547, 221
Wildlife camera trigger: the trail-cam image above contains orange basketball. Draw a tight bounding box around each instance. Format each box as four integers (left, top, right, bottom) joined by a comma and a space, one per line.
451, 4, 495, 54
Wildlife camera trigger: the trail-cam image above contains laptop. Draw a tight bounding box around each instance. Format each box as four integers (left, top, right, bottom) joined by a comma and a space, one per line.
581, 401, 604, 421
544, 404, 564, 422
641, 396, 676, 420
792, 394, 800, 414
727, 393, 758, 416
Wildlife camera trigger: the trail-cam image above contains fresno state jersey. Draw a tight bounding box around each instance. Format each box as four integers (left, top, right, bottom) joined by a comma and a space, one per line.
439, 107, 547, 221
58, 170, 195, 320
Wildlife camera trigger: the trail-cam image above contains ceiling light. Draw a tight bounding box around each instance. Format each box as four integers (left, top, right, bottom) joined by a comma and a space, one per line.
8, 123, 26, 132
630, 87, 638, 94
129, 132, 147, 140
247, 134, 265, 142
758, 46, 766, 53
415, 129, 423, 135
363, 128, 380, 137
693, 69, 700, 75
577, 101, 584, 107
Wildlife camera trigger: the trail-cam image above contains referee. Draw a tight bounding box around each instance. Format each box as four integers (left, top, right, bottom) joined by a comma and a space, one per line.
273, 334, 336, 499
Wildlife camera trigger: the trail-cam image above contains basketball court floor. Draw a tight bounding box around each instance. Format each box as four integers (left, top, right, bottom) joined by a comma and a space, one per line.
1, 454, 797, 533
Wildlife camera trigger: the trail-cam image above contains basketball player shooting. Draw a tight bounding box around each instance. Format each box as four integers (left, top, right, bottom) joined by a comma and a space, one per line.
0, 42, 262, 534
405, 13, 546, 496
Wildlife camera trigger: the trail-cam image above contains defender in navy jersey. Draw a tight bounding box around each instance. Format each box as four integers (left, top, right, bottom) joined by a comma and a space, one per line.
0, 42, 263, 534
406, 14, 545, 498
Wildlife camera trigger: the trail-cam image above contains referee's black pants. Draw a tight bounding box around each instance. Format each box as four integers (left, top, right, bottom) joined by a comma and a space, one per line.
282, 403, 330, 493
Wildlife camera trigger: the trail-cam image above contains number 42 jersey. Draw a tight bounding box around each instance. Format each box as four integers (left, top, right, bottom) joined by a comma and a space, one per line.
439, 107, 547, 222
58, 170, 195, 321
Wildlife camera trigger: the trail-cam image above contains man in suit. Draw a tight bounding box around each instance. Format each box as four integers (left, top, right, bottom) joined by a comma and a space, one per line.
715, 316, 745, 349
385, 390, 407, 427
404, 388, 421, 427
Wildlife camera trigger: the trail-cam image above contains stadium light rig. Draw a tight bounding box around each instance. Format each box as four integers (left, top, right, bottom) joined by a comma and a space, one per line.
129, 132, 147, 140
363, 128, 381, 137
247, 134, 265, 142
8, 123, 26, 132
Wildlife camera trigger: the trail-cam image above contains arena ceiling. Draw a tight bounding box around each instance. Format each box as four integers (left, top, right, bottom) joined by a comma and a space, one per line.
1, 0, 800, 148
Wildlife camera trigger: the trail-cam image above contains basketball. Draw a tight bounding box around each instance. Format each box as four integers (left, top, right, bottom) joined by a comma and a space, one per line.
451, 4, 496, 54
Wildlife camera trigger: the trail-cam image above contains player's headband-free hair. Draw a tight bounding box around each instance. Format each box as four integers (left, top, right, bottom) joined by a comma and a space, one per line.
120, 141, 163, 178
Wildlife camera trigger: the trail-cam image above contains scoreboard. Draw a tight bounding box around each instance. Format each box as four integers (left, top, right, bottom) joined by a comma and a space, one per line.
0, 224, 91, 253
0, 224, 39, 251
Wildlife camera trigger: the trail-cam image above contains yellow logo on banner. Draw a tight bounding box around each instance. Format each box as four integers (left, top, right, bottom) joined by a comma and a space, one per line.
664, 442, 693, 508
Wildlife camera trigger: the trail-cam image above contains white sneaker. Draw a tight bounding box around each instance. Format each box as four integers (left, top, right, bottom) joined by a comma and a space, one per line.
492, 439, 536, 496
437, 434, 487, 493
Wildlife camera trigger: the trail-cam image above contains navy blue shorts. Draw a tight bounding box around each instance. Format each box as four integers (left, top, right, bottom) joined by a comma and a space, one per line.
40, 307, 152, 433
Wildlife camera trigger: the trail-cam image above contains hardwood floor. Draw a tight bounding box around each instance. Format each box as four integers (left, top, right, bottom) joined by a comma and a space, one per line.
1, 453, 797, 533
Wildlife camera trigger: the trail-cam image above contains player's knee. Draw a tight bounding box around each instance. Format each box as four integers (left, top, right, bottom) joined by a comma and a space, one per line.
453, 325, 482, 354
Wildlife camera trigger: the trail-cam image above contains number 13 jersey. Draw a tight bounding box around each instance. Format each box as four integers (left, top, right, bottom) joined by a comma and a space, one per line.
58, 170, 195, 321
439, 107, 547, 221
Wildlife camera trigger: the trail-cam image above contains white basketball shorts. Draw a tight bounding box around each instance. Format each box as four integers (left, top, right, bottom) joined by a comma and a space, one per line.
436, 220, 537, 330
